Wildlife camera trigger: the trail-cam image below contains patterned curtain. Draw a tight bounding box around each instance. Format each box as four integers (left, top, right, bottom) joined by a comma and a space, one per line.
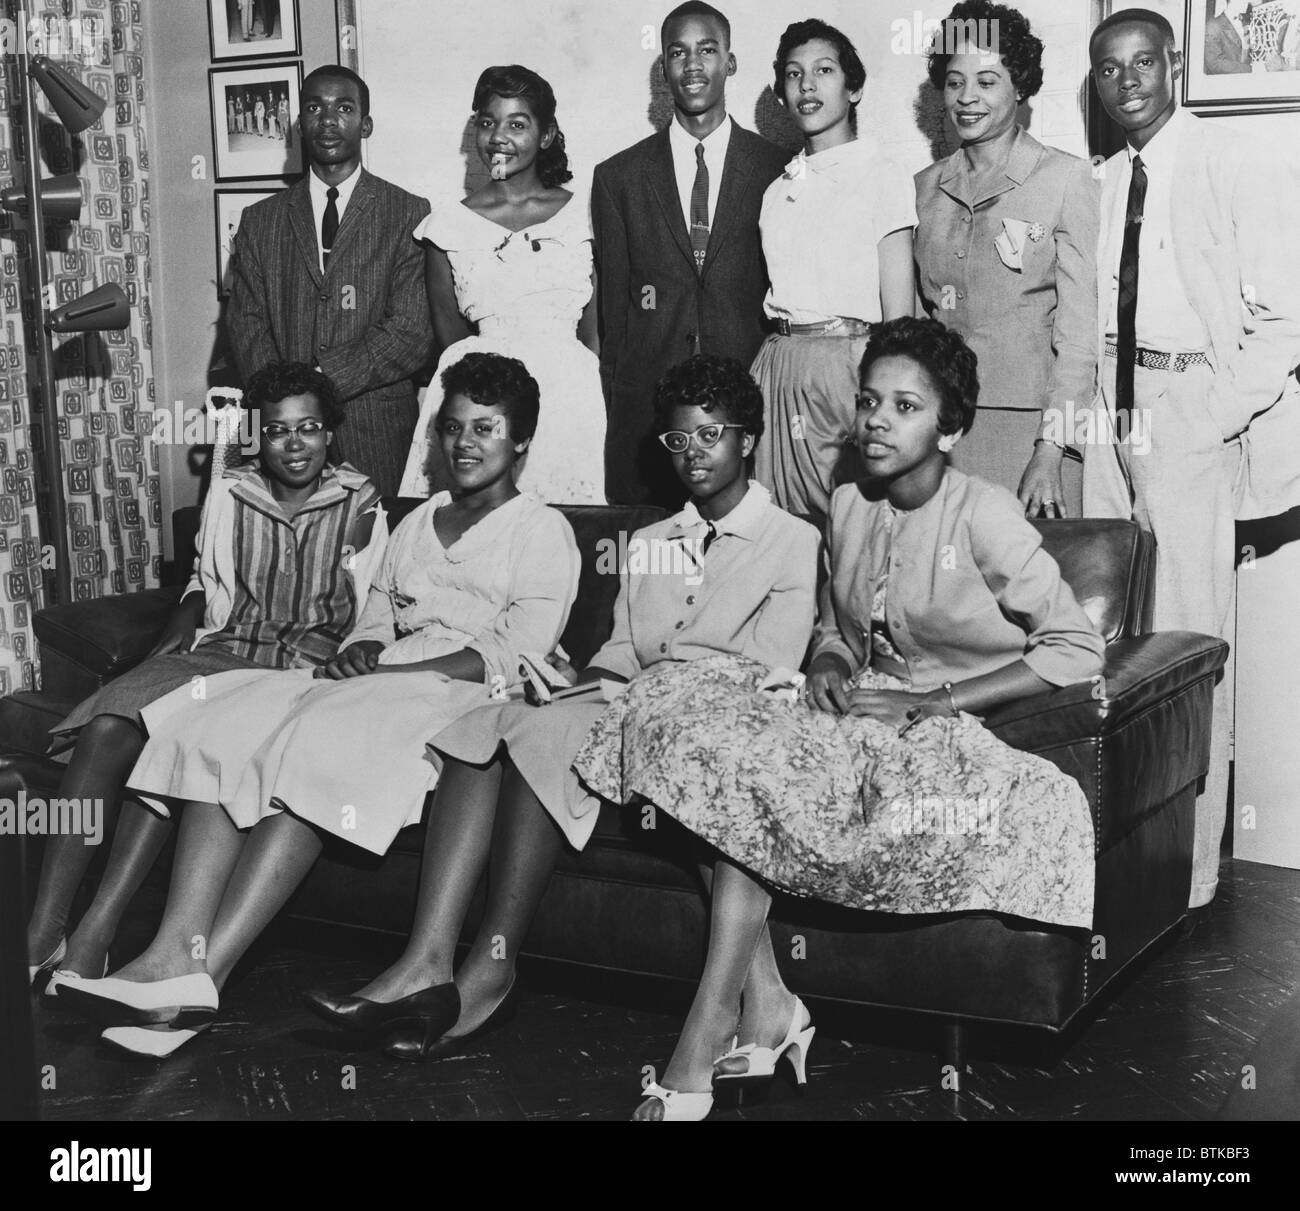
0, 0, 160, 697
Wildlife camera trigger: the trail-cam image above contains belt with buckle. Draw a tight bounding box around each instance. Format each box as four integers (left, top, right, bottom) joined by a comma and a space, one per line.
775, 316, 873, 338
1105, 342, 1210, 373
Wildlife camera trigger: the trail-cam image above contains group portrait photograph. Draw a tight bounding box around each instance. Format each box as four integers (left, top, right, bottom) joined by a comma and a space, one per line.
1, 0, 1298, 1165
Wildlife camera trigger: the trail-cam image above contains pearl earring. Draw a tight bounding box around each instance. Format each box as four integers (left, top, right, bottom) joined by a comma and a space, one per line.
938, 434, 958, 453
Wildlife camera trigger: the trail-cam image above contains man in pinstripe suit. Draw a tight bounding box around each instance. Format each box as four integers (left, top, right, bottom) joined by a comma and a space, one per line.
227, 66, 433, 495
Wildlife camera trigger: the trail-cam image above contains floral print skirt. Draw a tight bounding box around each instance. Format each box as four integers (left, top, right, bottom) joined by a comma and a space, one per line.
572, 655, 1094, 929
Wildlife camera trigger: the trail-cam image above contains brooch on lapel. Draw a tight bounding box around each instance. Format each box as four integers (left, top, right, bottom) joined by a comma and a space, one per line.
1027, 222, 1046, 242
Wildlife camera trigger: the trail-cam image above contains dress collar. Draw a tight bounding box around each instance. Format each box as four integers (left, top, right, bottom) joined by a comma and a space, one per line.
669, 480, 771, 543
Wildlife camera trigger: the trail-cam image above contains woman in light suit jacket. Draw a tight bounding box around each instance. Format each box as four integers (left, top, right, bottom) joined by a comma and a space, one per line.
914, 0, 1098, 517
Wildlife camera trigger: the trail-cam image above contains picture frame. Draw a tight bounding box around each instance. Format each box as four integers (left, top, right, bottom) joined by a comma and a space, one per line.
208, 0, 302, 62
215, 188, 281, 298
209, 62, 304, 181
1183, 0, 1300, 113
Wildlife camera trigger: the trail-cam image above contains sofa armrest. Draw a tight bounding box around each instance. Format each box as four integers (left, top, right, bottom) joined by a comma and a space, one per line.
984, 632, 1228, 749
33, 588, 184, 696
986, 632, 1228, 851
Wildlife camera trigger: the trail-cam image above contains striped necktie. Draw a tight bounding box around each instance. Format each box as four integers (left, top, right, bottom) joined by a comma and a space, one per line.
689, 142, 709, 272
1116, 154, 1146, 426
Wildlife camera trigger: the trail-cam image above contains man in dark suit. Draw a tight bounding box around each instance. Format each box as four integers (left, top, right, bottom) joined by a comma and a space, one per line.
592, 2, 788, 506
227, 66, 433, 494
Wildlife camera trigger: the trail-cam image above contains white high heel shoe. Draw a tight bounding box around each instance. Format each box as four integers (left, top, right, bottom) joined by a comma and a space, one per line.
714, 997, 815, 1084
636, 1081, 714, 1122
101, 1023, 207, 1059
28, 938, 67, 986
57, 972, 219, 1026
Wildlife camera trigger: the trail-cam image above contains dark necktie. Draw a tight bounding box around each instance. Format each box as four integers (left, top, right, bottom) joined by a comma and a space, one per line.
701, 520, 718, 556
321, 185, 339, 269
689, 142, 709, 272
1116, 154, 1146, 426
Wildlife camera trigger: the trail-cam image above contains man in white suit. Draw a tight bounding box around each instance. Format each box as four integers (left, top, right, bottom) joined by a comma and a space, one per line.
1086, 9, 1300, 918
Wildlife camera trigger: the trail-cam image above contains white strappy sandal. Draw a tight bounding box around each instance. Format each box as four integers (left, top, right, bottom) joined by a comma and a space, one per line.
714, 997, 816, 1085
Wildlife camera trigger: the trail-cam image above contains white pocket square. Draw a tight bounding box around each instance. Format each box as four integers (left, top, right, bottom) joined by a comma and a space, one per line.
994, 218, 1031, 271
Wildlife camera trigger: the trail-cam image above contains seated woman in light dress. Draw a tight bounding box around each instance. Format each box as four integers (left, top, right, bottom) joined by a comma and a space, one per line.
57, 353, 582, 1058
400, 64, 605, 504
571, 317, 1106, 1119
300, 355, 821, 1087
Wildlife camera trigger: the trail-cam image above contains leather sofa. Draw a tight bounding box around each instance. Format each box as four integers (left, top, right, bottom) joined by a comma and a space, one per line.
1, 499, 1228, 1078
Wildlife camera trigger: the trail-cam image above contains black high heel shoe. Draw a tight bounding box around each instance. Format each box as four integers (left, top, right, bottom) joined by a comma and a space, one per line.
301, 982, 460, 1035
384, 980, 517, 1063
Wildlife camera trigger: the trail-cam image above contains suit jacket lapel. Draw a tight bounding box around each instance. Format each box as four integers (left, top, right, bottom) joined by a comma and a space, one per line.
327, 169, 378, 267
646, 128, 696, 271
287, 179, 323, 288
702, 120, 753, 277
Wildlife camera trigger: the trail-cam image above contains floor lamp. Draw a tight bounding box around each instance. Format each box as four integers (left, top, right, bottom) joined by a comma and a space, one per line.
1, 9, 130, 605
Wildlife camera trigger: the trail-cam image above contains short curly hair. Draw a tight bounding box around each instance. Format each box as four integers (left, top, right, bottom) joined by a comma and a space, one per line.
245, 361, 344, 429
439, 351, 540, 442
652, 354, 764, 442
926, 0, 1044, 101
858, 317, 979, 437
773, 19, 867, 100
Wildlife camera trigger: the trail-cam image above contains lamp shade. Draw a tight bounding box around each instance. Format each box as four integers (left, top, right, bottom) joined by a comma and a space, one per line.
29, 56, 107, 134
0, 174, 83, 221
47, 283, 130, 332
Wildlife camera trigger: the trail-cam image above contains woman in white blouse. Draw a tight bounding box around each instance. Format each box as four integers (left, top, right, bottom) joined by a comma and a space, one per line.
57, 353, 581, 1058
753, 18, 916, 521
300, 354, 820, 1087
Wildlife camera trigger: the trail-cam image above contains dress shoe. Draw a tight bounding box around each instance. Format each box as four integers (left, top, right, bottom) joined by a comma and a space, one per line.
101, 1023, 207, 1059
28, 937, 67, 987
302, 981, 460, 1035
1175, 902, 1215, 941
384, 980, 516, 1062
635, 1081, 714, 1121
45, 955, 111, 1002
714, 996, 816, 1086
57, 972, 219, 1027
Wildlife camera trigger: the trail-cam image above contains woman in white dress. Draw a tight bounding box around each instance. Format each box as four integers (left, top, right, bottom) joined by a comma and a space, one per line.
400, 65, 606, 504
58, 353, 582, 1057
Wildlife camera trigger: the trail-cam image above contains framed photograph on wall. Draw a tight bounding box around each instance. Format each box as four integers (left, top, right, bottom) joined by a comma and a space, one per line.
210, 62, 303, 181
215, 188, 281, 298
209, 0, 301, 61
1184, 0, 1300, 112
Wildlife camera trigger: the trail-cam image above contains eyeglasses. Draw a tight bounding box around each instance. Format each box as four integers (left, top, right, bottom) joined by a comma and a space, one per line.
261, 420, 327, 443
657, 423, 746, 454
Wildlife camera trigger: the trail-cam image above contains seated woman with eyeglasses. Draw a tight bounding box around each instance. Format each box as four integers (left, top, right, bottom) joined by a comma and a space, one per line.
56, 352, 582, 1058
572, 317, 1105, 1119
28, 363, 382, 993
299, 354, 821, 1079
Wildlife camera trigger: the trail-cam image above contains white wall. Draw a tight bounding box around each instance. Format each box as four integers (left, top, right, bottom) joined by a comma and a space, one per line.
354, 0, 1095, 199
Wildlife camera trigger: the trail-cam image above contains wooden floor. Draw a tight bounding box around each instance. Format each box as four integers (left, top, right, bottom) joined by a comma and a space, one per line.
30, 857, 1300, 1122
